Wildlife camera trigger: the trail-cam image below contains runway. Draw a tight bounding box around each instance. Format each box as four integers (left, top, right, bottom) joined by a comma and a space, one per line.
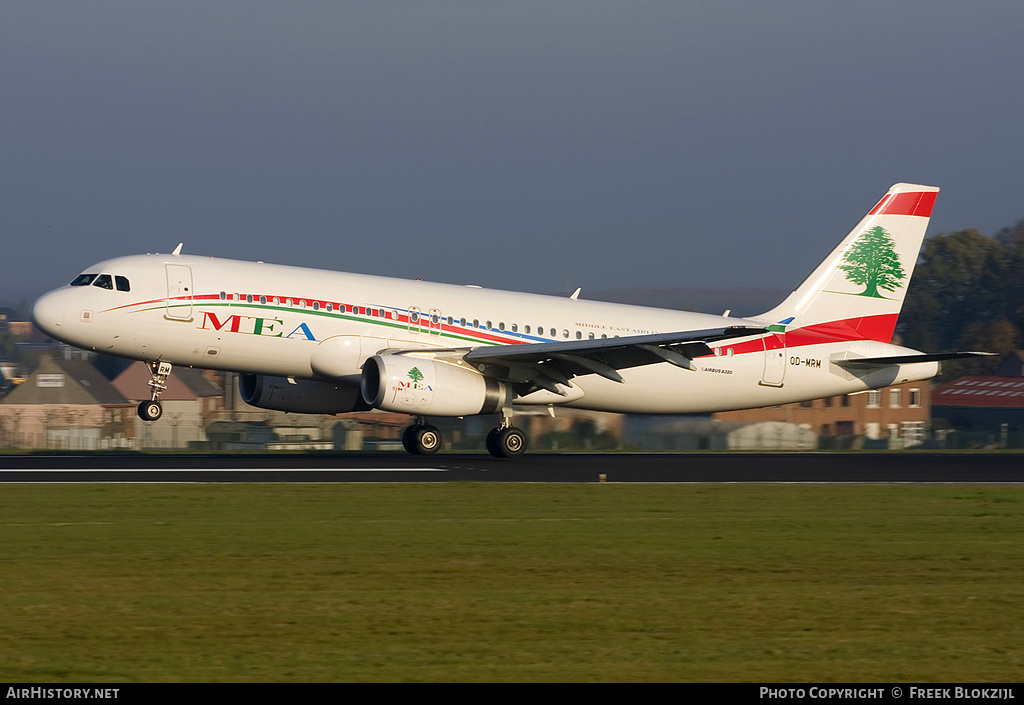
0, 452, 1021, 483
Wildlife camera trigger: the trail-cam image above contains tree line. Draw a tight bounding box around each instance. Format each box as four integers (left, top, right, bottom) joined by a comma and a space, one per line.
898, 218, 1024, 379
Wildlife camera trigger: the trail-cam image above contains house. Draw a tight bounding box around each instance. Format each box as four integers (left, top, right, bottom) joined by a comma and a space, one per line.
0, 354, 134, 449
931, 376, 1024, 436
926, 352, 1024, 447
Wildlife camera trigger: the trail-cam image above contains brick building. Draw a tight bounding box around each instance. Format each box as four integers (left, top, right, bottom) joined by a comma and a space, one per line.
713, 381, 930, 447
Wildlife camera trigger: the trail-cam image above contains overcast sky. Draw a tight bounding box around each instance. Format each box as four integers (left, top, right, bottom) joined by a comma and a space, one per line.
2, 1, 1022, 306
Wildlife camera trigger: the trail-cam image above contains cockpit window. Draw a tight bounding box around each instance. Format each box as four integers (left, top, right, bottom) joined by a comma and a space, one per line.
70, 274, 97, 286
115, 276, 130, 292
92, 274, 114, 290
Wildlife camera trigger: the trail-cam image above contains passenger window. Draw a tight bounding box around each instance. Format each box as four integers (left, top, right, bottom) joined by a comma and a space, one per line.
115, 276, 130, 292
92, 274, 113, 290
71, 274, 97, 286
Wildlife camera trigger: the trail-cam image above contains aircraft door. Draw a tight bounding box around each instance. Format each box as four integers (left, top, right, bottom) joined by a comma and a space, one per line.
428, 308, 442, 336
165, 264, 194, 320
408, 307, 442, 335
761, 333, 786, 387
408, 306, 422, 334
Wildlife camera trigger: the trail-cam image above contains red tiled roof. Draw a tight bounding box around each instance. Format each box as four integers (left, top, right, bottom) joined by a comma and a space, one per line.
932, 376, 1024, 408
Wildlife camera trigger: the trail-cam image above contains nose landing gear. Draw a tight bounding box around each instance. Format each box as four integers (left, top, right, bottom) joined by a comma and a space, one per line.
137, 361, 172, 422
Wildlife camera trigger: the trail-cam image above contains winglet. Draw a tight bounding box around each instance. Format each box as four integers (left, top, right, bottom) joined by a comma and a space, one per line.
172, 243, 183, 256
569, 288, 581, 300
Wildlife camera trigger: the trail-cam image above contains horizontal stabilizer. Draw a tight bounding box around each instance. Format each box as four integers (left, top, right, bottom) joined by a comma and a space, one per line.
830, 351, 996, 367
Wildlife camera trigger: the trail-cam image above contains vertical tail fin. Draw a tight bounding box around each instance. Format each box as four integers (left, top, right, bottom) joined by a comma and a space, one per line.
757, 183, 938, 343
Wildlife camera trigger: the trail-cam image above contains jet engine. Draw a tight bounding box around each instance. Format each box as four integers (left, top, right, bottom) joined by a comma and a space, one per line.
239, 374, 371, 414
361, 354, 510, 416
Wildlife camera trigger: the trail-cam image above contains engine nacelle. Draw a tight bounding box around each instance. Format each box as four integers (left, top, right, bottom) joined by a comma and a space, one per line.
239, 374, 371, 414
361, 354, 510, 416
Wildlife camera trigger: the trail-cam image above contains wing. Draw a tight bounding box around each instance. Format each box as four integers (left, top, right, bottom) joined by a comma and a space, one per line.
460, 325, 766, 395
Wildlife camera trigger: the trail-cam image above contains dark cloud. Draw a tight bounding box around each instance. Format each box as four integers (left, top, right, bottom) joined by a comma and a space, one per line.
2, 1, 1022, 303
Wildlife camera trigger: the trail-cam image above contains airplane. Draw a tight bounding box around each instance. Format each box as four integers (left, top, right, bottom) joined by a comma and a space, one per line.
30, 183, 990, 457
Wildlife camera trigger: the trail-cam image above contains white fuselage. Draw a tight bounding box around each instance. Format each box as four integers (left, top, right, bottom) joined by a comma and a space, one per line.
31, 252, 937, 415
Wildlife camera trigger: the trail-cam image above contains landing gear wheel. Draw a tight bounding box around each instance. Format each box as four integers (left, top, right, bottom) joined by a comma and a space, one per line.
486, 427, 501, 457
487, 426, 527, 458
138, 400, 163, 422
402, 425, 419, 454
403, 424, 442, 455
140, 361, 171, 422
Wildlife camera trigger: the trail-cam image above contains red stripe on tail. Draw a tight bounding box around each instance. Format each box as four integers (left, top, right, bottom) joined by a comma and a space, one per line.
868, 191, 937, 217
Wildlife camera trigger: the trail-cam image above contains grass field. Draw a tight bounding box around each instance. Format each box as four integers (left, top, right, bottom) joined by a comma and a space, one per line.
1, 482, 1022, 682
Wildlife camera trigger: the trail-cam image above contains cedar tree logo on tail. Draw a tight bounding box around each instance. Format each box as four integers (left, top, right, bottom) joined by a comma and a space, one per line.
838, 226, 906, 298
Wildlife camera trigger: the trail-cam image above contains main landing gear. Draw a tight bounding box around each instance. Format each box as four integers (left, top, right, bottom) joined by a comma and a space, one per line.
137, 361, 172, 422
485, 424, 527, 459
401, 413, 528, 459
402, 421, 442, 456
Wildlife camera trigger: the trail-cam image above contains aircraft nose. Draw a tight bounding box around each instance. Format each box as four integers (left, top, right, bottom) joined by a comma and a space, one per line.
31, 290, 66, 337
